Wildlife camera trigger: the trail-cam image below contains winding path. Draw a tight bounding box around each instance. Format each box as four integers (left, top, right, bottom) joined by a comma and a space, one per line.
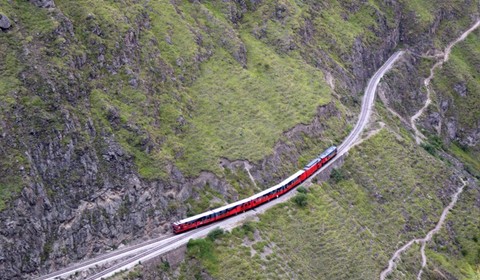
379, 177, 467, 280
381, 19, 480, 280
37, 52, 404, 280
411, 20, 480, 144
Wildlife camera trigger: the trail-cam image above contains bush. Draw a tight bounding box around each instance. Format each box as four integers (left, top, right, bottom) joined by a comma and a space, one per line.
429, 135, 444, 150
207, 227, 224, 241
297, 186, 308, 193
293, 193, 308, 207
421, 143, 436, 156
158, 260, 170, 271
187, 238, 214, 261
241, 222, 255, 233
422, 135, 445, 156
330, 168, 345, 183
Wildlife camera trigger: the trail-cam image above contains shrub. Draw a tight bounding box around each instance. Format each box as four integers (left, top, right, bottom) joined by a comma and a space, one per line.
297, 186, 307, 193
207, 227, 224, 241
241, 222, 255, 234
293, 193, 308, 207
158, 260, 170, 271
187, 238, 214, 261
330, 168, 345, 183
421, 143, 436, 156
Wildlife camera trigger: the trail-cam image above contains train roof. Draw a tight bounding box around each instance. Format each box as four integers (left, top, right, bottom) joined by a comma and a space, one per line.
280, 169, 305, 186
173, 170, 306, 226
250, 183, 282, 201
211, 196, 252, 214
175, 195, 255, 226
304, 158, 320, 169
174, 210, 216, 225
319, 146, 337, 158
255, 169, 303, 196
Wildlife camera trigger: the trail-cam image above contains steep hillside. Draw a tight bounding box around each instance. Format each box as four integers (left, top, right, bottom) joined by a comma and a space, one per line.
0, 0, 478, 279
133, 106, 478, 279
428, 29, 480, 176
126, 10, 480, 280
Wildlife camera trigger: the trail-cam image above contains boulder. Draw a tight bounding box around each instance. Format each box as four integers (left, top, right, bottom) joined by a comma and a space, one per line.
453, 82, 467, 97
0, 14, 11, 30
29, 0, 55, 8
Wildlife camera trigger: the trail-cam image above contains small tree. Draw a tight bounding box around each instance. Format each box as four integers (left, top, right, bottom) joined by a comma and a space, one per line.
293, 193, 308, 207
241, 222, 255, 233
297, 186, 307, 194
207, 227, 224, 241
421, 143, 436, 156
330, 168, 344, 183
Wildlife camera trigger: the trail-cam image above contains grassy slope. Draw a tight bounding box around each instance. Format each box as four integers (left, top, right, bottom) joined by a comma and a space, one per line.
180, 35, 331, 174
0, 0, 401, 210
388, 182, 480, 279
0, 0, 479, 277
0, 0, 342, 211
430, 29, 480, 173
0, 1, 60, 210
388, 27, 480, 280
436, 30, 480, 131
167, 126, 463, 279
425, 183, 480, 279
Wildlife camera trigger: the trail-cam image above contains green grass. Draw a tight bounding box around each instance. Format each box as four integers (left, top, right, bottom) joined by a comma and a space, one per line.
179, 129, 458, 279
449, 143, 480, 176
51, 0, 338, 179
432, 29, 480, 132
400, 0, 435, 24
183, 186, 382, 279
429, 28, 480, 177
407, 175, 480, 279
180, 34, 331, 175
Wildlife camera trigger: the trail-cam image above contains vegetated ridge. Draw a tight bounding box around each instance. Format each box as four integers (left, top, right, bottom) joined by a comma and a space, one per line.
0, 0, 479, 279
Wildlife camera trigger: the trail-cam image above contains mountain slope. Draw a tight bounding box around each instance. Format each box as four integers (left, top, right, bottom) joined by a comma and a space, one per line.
0, 0, 479, 279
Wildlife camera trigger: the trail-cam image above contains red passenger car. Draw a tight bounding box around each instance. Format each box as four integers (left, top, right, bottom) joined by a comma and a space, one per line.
172, 146, 337, 234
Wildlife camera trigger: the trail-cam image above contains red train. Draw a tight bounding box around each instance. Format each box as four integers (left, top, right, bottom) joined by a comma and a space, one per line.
172, 146, 337, 234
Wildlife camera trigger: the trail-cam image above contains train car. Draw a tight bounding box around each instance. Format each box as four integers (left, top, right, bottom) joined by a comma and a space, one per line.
302, 145, 337, 179
319, 146, 337, 164
172, 145, 337, 234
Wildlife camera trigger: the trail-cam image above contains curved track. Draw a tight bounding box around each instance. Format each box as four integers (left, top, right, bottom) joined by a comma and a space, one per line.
37, 51, 403, 280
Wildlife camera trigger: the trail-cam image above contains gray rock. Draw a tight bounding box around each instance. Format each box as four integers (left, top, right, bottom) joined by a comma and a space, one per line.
128, 78, 138, 87
446, 119, 457, 140
441, 100, 449, 112
275, 4, 288, 20
0, 14, 11, 30
29, 0, 55, 8
453, 82, 467, 97
427, 112, 441, 127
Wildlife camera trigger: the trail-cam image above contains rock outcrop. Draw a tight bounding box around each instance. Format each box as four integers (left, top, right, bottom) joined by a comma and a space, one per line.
0, 1, 478, 279
0, 14, 11, 30
29, 0, 55, 8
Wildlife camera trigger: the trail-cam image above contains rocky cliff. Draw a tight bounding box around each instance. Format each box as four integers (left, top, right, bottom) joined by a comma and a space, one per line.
0, 0, 478, 279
